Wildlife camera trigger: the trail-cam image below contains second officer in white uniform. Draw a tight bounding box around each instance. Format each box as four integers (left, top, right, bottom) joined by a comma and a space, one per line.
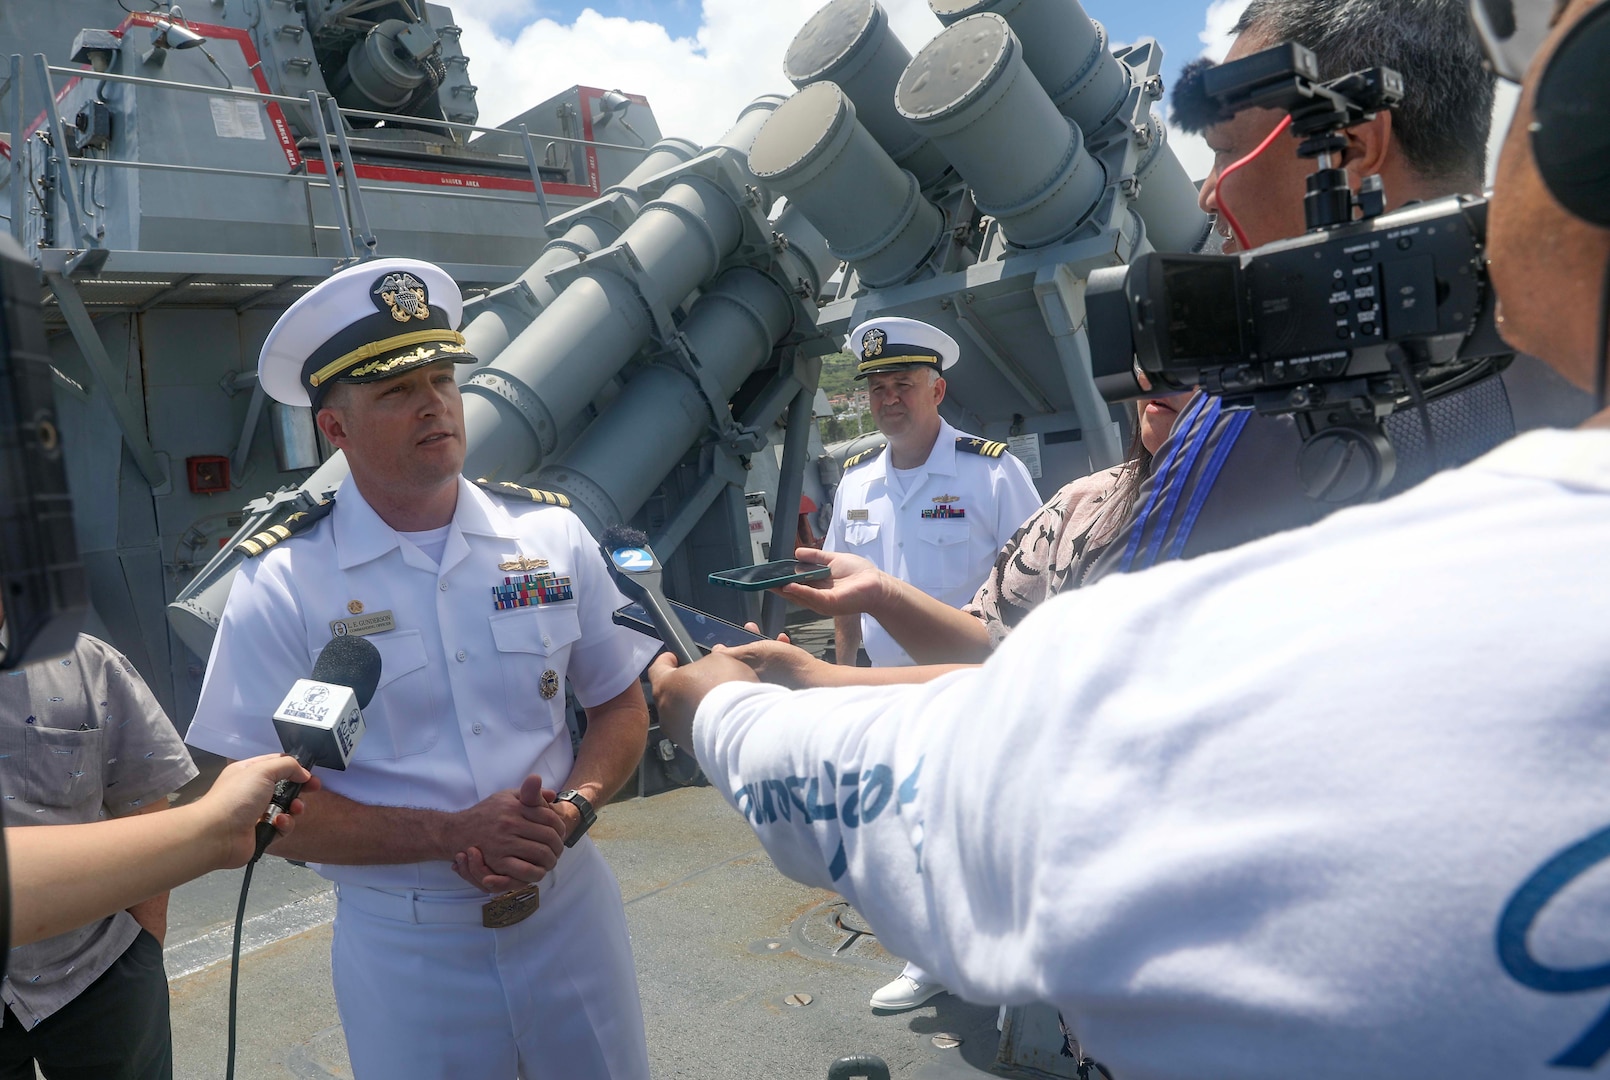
185, 258, 659, 1078
823, 316, 1040, 1010
825, 317, 1041, 669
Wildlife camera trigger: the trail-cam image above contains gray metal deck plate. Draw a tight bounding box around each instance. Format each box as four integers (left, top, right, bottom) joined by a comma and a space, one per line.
166, 784, 1007, 1079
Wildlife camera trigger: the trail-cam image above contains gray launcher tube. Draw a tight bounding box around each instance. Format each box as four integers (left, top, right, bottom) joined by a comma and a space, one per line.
533, 266, 799, 531
749, 82, 943, 288
784, 0, 951, 189
896, 14, 1103, 248
1130, 112, 1212, 253
459, 98, 783, 482
929, 0, 1208, 252
929, 0, 1128, 132
460, 136, 701, 361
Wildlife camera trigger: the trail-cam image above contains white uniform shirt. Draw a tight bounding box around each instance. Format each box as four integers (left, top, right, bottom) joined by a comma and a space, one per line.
186, 476, 658, 890
825, 418, 1040, 665
693, 428, 1610, 1080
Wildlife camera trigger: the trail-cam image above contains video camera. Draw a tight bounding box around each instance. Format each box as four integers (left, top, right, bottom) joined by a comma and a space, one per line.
1089, 42, 1511, 498
0, 233, 85, 667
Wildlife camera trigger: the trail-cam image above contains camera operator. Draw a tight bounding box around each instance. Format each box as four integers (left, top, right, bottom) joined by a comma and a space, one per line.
645, 0, 1610, 1073
1073, 0, 1591, 587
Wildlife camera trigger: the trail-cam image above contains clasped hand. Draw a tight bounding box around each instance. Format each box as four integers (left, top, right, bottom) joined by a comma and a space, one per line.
450, 775, 571, 893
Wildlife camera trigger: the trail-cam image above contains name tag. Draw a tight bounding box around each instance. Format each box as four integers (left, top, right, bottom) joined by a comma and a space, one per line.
329, 611, 397, 638
848, 509, 870, 521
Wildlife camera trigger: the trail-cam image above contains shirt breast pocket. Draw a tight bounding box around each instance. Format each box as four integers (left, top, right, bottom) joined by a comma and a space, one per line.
357, 630, 439, 759
915, 521, 973, 590
23, 725, 106, 809
489, 605, 582, 731
843, 521, 881, 550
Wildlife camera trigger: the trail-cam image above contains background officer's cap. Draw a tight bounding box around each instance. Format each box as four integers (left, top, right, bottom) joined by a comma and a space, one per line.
847, 316, 958, 379
259, 258, 477, 408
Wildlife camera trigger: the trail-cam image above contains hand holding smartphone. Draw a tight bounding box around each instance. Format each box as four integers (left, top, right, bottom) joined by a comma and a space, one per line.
707, 560, 832, 592
612, 601, 766, 653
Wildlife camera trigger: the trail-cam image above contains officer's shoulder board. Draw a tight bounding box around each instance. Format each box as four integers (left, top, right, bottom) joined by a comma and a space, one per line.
957, 436, 1008, 459
843, 442, 888, 470
475, 478, 572, 508
234, 498, 335, 558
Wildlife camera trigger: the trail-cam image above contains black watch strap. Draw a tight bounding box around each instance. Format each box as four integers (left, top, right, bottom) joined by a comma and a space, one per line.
557, 789, 596, 847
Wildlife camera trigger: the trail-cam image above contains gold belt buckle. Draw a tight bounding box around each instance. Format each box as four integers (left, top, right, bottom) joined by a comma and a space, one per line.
481, 885, 540, 928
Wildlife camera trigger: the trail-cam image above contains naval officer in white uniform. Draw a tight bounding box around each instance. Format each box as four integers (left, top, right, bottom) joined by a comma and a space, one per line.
185, 258, 659, 1078
822, 316, 1040, 1010
825, 317, 1041, 671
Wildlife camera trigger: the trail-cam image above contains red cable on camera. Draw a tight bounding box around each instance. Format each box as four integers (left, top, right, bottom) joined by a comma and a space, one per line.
1214, 114, 1294, 251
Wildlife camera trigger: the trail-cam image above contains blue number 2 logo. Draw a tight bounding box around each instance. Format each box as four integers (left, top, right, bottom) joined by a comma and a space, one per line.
610, 547, 654, 572
1498, 823, 1610, 1069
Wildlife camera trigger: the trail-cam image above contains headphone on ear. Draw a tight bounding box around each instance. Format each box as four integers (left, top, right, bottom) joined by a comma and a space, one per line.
1531, 0, 1610, 226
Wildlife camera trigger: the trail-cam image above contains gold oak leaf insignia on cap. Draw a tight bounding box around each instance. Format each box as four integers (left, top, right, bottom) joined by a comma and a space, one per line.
347, 342, 466, 380
372, 271, 431, 324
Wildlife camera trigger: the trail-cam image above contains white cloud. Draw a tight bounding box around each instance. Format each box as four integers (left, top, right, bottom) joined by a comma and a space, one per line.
1198, 0, 1250, 61
1164, 0, 1251, 180
458, 0, 946, 147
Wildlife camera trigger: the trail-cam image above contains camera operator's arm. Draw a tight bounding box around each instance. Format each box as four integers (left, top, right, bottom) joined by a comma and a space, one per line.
779, 549, 993, 665
8, 755, 314, 946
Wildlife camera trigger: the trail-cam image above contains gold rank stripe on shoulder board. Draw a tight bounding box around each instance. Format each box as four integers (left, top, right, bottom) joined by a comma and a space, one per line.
956, 436, 1007, 458
234, 497, 336, 557
474, 478, 571, 508
843, 443, 887, 470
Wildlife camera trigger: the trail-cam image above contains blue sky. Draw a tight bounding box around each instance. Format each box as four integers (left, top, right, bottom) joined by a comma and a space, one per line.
456, 0, 1244, 179
520, 0, 1224, 97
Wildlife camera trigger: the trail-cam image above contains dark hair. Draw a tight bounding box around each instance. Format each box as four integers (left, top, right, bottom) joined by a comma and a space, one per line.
1107, 415, 1155, 532
1231, 0, 1496, 185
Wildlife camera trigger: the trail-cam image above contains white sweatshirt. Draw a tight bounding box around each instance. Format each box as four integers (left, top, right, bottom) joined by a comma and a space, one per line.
694, 429, 1610, 1080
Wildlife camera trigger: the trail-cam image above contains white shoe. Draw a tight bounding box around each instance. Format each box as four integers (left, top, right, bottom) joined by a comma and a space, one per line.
869, 973, 946, 1011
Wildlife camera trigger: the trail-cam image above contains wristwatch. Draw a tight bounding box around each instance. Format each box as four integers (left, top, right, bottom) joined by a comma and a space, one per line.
555, 789, 597, 847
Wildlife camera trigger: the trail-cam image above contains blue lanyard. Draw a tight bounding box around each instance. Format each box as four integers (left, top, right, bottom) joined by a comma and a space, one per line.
1167, 409, 1251, 562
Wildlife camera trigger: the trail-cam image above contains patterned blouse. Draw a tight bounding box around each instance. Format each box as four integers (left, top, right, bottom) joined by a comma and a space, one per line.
962, 465, 1131, 647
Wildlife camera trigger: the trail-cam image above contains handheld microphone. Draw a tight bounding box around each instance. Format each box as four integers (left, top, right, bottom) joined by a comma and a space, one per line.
599, 525, 702, 665
251, 635, 380, 862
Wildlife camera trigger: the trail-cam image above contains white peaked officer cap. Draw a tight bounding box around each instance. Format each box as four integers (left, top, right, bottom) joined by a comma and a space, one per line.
846, 316, 959, 379
259, 258, 477, 408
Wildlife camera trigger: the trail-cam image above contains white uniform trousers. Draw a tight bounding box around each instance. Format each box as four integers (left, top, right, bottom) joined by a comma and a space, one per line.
330, 838, 649, 1079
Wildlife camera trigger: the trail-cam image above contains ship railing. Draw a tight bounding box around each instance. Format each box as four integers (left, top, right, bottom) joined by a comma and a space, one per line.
4, 53, 655, 266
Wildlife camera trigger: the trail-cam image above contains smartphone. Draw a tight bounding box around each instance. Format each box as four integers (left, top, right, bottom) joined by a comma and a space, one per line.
707, 560, 832, 591
612, 600, 767, 652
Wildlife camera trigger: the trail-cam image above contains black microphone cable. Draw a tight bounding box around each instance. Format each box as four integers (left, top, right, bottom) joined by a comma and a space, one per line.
224, 856, 255, 1080
223, 636, 380, 1079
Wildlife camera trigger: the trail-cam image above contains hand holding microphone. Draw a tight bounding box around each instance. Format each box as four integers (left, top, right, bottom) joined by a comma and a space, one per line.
252, 635, 381, 862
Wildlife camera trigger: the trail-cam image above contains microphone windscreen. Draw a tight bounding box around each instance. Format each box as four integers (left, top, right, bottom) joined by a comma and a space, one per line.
311, 635, 382, 709
1172, 57, 1230, 134
601, 524, 650, 553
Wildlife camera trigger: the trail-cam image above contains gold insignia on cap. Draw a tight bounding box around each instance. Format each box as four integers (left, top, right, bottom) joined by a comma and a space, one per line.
373, 271, 431, 324
308, 331, 468, 388
861, 327, 886, 358
347, 600, 364, 615
540, 669, 560, 699
346, 342, 467, 380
